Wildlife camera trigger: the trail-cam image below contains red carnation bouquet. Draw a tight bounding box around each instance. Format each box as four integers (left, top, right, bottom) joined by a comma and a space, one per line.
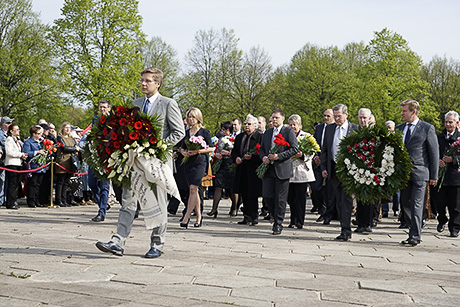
83, 105, 173, 187
256, 134, 290, 179
29, 139, 63, 165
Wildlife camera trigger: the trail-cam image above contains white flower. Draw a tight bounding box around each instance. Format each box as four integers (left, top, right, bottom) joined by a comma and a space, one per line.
344, 158, 350, 165
359, 168, 364, 174
149, 148, 156, 155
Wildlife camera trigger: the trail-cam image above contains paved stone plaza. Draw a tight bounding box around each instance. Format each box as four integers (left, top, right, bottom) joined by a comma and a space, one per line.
1, 199, 459, 306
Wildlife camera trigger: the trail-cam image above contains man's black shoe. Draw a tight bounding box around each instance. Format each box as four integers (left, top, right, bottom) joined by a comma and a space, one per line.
382, 213, 389, 218
310, 207, 318, 213
250, 219, 258, 226
272, 225, 283, 235
237, 216, 250, 225
259, 210, 268, 217
316, 216, 324, 222
398, 224, 408, 229
95, 241, 124, 256
437, 223, 445, 233
287, 224, 294, 228
450, 230, 459, 237
263, 215, 272, 221
91, 214, 105, 222
144, 247, 162, 258
400, 238, 420, 246
364, 226, 372, 233
354, 226, 365, 233
6, 205, 19, 210
323, 218, 331, 225
295, 222, 303, 229
335, 234, 351, 241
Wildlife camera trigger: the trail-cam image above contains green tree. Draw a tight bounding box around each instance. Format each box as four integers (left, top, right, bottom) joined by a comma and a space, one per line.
50, 0, 145, 110
421, 56, 460, 123
141, 36, 180, 98
0, 0, 64, 129
360, 28, 439, 128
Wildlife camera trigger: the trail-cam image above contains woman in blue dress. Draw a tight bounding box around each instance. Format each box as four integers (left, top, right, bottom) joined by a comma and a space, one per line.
178, 107, 213, 228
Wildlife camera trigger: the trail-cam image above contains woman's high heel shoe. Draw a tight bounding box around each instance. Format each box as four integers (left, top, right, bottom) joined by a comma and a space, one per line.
180, 219, 189, 229
194, 217, 203, 228
206, 210, 218, 218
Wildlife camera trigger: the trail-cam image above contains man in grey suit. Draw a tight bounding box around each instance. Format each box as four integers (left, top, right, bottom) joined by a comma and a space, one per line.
397, 99, 439, 246
96, 67, 185, 258
320, 104, 359, 241
259, 109, 298, 235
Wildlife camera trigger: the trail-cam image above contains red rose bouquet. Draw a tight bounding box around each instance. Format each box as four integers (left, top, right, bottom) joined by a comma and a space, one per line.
256, 134, 290, 179
83, 105, 173, 187
437, 137, 460, 190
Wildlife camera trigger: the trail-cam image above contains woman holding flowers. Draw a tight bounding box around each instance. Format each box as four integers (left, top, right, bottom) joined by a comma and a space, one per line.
55, 122, 80, 207
4, 124, 28, 209
23, 125, 48, 208
207, 121, 236, 218
178, 108, 213, 228
287, 114, 316, 229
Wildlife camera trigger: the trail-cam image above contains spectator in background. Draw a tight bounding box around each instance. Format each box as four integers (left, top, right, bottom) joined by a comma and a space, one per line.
232, 118, 242, 137
258, 116, 267, 134
0, 116, 14, 207
4, 123, 27, 210
23, 125, 47, 208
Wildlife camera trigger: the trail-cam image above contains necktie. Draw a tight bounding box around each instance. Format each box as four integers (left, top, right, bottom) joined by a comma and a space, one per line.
333, 126, 344, 162
271, 127, 279, 149
143, 98, 151, 114
404, 123, 412, 144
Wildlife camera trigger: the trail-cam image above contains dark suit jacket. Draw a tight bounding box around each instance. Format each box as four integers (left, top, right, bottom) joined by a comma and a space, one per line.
320, 121, 359, 176
313, 123, 326, 149
259, 126, 298, 180
396, 120, 439, 182
437, 128, 460, 186
232, 130, 263, 196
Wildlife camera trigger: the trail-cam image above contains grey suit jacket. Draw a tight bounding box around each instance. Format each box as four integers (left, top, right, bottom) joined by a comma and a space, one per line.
259, 125, 298, 180
134, 94, 185, 170
396, 120, 439, 181
320, 122, 359, 176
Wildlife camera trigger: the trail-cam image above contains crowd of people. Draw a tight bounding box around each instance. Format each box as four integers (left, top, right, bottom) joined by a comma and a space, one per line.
2, 67, 459, 259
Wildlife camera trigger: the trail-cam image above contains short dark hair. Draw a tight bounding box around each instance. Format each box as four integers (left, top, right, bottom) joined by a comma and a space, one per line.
7, 124, 19, 136
221, 121, 233, 133
99, 99, 111, 107
272, 109, 285, 117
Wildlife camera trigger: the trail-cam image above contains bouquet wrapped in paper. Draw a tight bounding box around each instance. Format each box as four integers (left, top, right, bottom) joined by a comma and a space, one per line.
256, 134, 290, 179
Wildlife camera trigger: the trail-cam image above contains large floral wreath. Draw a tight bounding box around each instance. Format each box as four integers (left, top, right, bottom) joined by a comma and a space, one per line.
335, 125, 412, 204
83, 105, 173, 187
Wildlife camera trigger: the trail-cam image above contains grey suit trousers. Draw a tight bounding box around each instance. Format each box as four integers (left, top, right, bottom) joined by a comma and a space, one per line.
400, 180, 426, 241
111, 187, 167, 250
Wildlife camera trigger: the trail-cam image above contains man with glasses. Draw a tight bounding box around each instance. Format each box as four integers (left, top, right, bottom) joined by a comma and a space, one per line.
96, 67, 185, 259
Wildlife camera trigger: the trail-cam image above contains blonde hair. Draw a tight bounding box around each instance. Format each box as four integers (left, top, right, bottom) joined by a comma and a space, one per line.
59, 121, 72, 136
186, 107, 203, 128
400, 99, 420, 115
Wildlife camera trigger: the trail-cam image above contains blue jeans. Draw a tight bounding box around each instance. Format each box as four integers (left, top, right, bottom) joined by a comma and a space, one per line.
88, 168, 110, 216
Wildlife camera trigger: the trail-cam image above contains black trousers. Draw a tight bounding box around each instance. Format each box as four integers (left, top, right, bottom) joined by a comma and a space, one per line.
55, 173, 71, 206
310, 165, 325, 214
330, 164, 353, 236
288, 182, 308, 226
356, 201, 374, 227
5, 165, 21, 208
241, 193, 259, 221
262, 168, 290, 228
39, 170, 52, 206
436, 185, 460, 233
27, 173, 44, 206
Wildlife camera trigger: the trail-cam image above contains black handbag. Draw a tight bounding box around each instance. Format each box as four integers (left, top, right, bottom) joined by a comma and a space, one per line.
71, 153, 81, 171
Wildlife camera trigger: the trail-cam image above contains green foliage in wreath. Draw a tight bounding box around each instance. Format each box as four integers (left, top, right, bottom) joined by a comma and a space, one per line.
335, 124, 413, 204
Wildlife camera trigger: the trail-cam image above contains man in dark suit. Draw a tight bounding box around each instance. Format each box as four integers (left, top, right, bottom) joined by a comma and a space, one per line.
311, 108, 334, 223
432, 111, 459, 238
320, 104, 359, 241
259, 109, 298, 235
397, 99, 439, 246
96, 67, 185, 258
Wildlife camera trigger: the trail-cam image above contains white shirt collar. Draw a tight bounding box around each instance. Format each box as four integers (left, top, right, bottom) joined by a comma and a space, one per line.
146, 92, 159, 102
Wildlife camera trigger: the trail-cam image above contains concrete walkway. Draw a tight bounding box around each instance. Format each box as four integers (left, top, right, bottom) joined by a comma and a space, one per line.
1, 199, 459, 306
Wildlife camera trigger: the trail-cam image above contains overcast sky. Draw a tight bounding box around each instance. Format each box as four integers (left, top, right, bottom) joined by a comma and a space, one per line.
32, 0, 460, 68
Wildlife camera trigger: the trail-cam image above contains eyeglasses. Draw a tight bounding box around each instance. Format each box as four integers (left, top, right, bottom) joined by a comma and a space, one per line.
244, 122, 253, 125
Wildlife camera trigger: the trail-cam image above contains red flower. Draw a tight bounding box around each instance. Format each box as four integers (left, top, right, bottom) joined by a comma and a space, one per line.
110, 132, 118, 141
129, 131, 139, 140
103, 128, 109, 136
347, 146, 352, 151
149, 135, 157, 144
367, 162, 372, 167
358, 153, 363, 157
374, 175, 379, 180
116, 106, 125, 113
363, 139, 368, 143
100, 116, 106, 124
229, 138, 235, 142
370, 150, 375, 154
361, 156, 366, 161
370, 158, 375, 163
274, 134, 289, 147
363, 145, 369, 150
119, 118, 128, 126
106, 147, 113, 155
372, 168, 376, 173
370, 139, 375, 143
354, 143, 359, 148
134, 121, 143, 130
375, 179, 380, 184
255, 143, 261, 154
113, 141, 121, 149
370, 145, 374, 149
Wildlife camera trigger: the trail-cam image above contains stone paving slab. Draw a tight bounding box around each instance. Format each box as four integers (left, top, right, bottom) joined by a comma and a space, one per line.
1, 198, 460, 306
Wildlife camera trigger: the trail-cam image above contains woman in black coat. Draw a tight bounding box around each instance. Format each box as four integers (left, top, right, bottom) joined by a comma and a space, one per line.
231, 115, 263, 225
